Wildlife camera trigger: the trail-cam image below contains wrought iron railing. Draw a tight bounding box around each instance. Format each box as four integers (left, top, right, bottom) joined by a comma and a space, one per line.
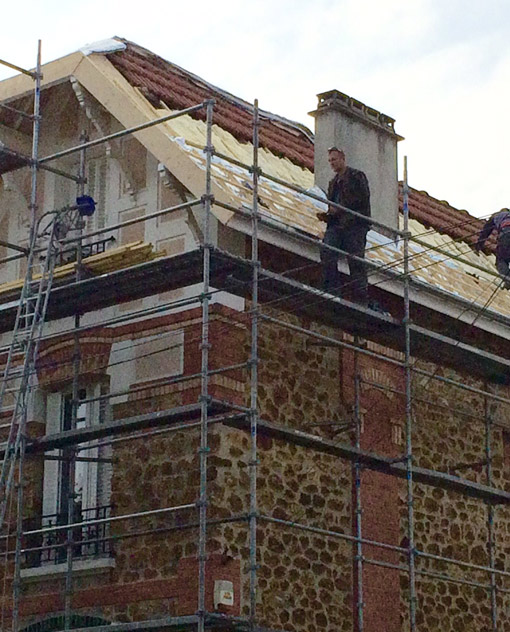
23, 504, 112, 567
55, 236, 116, 267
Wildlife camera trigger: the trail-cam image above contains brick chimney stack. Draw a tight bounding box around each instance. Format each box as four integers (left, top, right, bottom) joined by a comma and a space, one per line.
309, 90, 403, 234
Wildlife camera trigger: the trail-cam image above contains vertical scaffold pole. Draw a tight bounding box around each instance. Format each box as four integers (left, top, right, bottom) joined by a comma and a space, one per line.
484, 391, 498, 631
403, 156, 417, 630
353, 339, 364, 631
197, 99, 214, 632
64, 131, 87, 631
28, 41, 42, 244
11, 442, 25, 632
248, 99, 260, 628
12, 40, 42, 632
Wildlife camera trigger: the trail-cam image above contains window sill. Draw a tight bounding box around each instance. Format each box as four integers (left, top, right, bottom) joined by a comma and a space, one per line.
21, 557, 115, 582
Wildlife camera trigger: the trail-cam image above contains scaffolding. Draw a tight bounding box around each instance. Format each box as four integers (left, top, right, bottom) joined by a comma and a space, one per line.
0, 42, 509, 632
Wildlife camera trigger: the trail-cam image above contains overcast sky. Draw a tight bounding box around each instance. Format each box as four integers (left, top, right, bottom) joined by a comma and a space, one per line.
1, 0, 509, 218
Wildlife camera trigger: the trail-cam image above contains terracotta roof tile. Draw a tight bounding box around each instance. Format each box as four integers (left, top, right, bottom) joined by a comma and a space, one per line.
106, 39, 315, 171
399, 184, 496, 255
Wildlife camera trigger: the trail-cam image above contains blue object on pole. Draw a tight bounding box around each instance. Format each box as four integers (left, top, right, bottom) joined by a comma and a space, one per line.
76, 195, 96, 216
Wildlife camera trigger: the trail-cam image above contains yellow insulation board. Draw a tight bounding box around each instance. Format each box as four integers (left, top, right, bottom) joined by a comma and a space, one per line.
0, 241, 164, 297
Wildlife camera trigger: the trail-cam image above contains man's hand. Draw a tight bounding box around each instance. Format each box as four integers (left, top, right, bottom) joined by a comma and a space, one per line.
317, 211, 329, 222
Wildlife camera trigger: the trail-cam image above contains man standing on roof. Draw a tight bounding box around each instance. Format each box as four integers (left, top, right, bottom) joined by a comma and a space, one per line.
317, 147, 371, 305
475, 207, 510, 288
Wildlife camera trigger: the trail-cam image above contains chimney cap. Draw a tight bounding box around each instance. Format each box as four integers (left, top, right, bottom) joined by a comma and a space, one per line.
309, 89, 404, 140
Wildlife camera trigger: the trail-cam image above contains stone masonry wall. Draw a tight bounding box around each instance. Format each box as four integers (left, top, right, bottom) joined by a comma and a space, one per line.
401, 360, 510, 632
253, 311, 353, 630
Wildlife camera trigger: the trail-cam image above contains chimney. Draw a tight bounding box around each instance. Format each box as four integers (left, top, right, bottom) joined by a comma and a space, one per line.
309, 90, 403, 234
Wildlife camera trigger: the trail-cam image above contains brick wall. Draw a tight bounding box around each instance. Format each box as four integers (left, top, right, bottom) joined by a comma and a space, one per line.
4, 555, 240, 625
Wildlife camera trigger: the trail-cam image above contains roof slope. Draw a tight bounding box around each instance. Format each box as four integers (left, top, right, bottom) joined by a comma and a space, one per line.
106, 38, 315, 171
402, 186, 496, 255
0, 38, 503, 319
106, 39, 495, 256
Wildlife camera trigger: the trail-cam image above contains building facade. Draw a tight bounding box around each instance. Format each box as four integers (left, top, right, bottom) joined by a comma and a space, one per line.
0, 38, 509, 632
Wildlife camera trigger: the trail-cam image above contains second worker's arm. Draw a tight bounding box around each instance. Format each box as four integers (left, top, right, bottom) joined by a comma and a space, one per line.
475, 217, 495, 252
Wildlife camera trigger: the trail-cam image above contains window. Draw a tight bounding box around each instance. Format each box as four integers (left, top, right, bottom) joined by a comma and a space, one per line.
59, 390, 96, 521
29, 384, 112, 566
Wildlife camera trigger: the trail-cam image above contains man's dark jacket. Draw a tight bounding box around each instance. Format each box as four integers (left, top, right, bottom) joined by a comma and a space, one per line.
327, 166, 371, 230
477, 209, 510, 248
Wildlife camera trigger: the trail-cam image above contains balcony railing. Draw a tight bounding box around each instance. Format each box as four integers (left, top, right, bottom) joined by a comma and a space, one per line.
55, 236, 116, 267
23, 505, 112, 568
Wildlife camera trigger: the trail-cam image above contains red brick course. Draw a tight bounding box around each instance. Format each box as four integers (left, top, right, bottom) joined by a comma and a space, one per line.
5, 555, 240, 620
342, 343, 403, 632
36, 328, 114, 389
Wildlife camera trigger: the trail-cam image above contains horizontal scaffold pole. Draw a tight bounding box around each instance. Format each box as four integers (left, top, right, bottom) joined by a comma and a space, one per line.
224, 416, 510, 505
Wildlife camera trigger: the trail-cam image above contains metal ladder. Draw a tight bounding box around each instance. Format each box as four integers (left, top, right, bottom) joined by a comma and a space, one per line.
0, 213, 64, 530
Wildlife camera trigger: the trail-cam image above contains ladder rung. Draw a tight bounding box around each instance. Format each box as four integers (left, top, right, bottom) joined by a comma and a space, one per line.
16, 314, 34, 334
13, 332, 29, 344
5, 368, 23, 379
4, 386, 20, 393
12, 335, 28, 343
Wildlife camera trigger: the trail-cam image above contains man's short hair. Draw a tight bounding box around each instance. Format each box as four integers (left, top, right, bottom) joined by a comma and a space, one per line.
328, 146, 345, 158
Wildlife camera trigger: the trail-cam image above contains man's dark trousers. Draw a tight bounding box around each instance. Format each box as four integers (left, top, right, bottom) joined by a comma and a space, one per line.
496, 231, 510, 286
320, 223, 369, 304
